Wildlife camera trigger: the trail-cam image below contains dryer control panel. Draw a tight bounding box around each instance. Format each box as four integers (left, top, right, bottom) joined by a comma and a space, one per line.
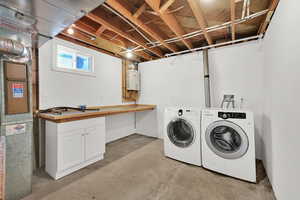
218, 112, 246, 119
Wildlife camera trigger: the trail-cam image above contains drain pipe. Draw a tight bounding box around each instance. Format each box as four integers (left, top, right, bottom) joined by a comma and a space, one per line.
203, 49, 211, 108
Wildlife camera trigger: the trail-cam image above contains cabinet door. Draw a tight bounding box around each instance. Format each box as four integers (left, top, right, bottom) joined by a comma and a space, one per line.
58, 129, 85, 170
85, 125, 105, 161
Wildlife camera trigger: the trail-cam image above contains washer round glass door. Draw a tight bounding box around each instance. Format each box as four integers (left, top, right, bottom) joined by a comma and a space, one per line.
205, 120, 249, 159
167, 118, 195, 148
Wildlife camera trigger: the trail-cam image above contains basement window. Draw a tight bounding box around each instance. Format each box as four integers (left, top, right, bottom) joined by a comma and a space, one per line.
54, 44, 94, 76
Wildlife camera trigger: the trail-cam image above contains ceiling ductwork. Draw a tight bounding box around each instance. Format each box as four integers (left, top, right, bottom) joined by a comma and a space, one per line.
0, 0, 106, 47
0, 37, 25, 56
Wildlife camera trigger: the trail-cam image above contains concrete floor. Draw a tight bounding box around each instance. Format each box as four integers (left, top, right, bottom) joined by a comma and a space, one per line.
23, 134, 275, 200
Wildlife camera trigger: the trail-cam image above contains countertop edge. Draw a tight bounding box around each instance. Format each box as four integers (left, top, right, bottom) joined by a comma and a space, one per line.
38, 104, 156, 123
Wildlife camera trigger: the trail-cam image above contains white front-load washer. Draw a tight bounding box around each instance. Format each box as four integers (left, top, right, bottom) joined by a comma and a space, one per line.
164, 107, 201, 166
201, 109, 256, 182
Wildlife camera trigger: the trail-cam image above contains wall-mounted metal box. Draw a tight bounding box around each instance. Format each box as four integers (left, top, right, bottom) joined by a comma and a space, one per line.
4, 61, 29, 114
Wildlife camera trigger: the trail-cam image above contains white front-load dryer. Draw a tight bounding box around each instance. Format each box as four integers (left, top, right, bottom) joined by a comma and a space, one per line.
201, 109, 256, 182
164, 107, 201, 166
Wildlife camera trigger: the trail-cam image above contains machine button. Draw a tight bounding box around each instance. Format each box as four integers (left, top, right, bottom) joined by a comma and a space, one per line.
222, 113, 228, 119
178, 109, 183, 116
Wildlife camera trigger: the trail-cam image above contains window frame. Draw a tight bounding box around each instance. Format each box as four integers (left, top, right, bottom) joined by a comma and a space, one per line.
53, 43, 95, 77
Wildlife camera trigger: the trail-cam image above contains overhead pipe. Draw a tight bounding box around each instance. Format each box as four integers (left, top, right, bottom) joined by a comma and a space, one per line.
140, 9, 268, 50
165, 35, 263, 57
203, 49, 211, 108
121, 9, 267, 54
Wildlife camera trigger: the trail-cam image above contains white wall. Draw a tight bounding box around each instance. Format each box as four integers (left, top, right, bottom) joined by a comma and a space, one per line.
209, 41, 265, 159
39, 38, 123, 109
262, 1, 300, 199
137, 42, 265, 159
39, 38, 135, 143
137, 52, 206, 138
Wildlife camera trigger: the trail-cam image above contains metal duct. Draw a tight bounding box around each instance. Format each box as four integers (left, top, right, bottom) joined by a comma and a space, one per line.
203, 49, 211, 108
0, 37, 25, 56
0, 0, 106, 47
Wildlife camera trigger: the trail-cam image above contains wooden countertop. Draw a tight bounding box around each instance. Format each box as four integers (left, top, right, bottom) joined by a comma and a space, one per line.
38, 104, 156, 123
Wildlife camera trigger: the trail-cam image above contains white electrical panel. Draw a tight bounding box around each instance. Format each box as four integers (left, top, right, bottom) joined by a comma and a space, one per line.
126, 69, 140, 91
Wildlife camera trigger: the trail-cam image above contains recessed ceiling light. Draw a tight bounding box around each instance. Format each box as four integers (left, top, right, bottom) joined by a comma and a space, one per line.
67, 27, 74, 35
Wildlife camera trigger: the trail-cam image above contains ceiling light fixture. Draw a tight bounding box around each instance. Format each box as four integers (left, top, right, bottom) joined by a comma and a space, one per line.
67, 27, 74, 35
126, 49, 133, 58
201, 0, 215, 3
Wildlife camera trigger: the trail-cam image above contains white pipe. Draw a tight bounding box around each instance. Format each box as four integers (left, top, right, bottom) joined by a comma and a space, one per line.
165, 35, 263, 57
121, 9, 267, 54
144, 9, 267, 48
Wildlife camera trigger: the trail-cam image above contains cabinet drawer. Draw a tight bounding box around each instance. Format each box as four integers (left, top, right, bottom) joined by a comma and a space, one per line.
57, 117, 105, 133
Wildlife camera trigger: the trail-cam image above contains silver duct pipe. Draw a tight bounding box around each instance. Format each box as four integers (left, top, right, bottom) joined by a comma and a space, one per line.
0, 37, 25, 56
203, 49, 211, 108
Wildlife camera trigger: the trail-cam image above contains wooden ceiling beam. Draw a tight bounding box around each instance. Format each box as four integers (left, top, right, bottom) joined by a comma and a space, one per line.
59, 32, 123, 59
95, 25, 107, 36
86, 12, 164, 58
60, 32, 152, 62
74, 22, 123, 47
230, 0, 236, 40
133, 3, 147, 18
145, 0, 193, 49
152, 0, 161, 10
186, 0, 213, 45
258, 0, 279, 34
160, 0, 176, 13
74, 21, 153, 61
106, 0, 178, 52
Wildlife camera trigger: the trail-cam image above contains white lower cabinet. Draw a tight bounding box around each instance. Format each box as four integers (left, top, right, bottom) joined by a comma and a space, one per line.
46, 117, 105, 180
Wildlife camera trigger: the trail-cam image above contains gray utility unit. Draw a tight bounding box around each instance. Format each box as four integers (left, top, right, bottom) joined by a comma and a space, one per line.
0, 32, 33, 199
0, 1, 107, 199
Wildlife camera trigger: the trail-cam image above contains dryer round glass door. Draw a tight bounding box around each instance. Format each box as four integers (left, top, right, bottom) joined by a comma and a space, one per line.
205, 121, 249, 159
167, 118, 195, 148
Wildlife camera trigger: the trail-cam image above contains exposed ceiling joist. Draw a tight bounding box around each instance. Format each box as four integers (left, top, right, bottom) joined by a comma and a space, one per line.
152, 0, 161, 10
59, 32, 123, 59
106, 0, 178, 52
160, 0, 176, 13
187, 0, 213, 45
74, 22, 123, 47
145, 0, 193, 49
258, 0, 279, 34
86, 12, 164, 58
133, 3, 147, 18
96, 25, 107, 36
231, 0, 236, 40
74, 21, 154, 61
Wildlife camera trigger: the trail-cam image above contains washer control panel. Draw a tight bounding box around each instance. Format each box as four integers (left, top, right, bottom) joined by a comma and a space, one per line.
177, 109, 192, 117
218, 112, 246, 119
